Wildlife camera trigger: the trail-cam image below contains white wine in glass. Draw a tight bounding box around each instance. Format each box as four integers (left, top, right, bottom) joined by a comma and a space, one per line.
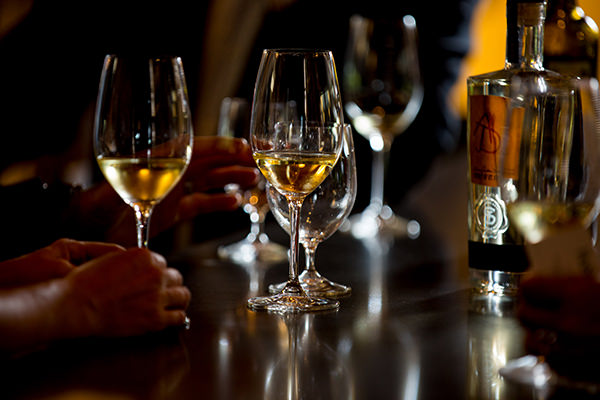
343, 14, 423, 239
248, 49, 344, 313
267, 124, 357, 298
498, 77, 600, 387
94, 55, 193, 248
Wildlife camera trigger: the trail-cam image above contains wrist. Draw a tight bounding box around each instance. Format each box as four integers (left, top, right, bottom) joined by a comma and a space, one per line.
0, 278, 88, 356
52, 276, 99, 339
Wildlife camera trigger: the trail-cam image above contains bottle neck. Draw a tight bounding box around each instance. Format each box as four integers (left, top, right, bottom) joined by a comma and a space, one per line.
506, 1, 547, 70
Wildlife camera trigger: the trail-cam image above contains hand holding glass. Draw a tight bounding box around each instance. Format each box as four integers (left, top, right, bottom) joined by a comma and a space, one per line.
498, 77, 600, 386
94, 55, 193, 248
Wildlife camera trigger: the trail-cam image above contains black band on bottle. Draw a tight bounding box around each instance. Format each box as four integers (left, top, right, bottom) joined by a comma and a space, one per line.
468, 240, 529, 273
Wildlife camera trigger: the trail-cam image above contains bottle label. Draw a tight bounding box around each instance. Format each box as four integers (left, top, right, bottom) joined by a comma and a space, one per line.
474, 191, 509, 240
469, 95, 523, 186
503, 105, 524, 180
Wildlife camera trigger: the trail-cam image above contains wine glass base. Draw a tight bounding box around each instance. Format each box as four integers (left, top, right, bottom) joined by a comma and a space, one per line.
341, 205, 420, 239
269, 271, 351, 298
218, 238, 287, 264
499, 355, 553, 389
501, 354, 600, 394
247, 292, 339, 313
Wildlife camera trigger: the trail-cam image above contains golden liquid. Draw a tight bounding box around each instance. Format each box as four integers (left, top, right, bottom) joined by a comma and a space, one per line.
507, 201, 593, 244
97, 157, 187, 206
253, 151, 338, 197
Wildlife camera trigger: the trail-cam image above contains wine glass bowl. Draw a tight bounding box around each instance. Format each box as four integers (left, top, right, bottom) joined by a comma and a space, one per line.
500, 76, 600, 244
267, 124, 357, 298
248, 49, 344, 313
94, 55, 193, 248
343, 14, 423, 240
498, 76, 600, 387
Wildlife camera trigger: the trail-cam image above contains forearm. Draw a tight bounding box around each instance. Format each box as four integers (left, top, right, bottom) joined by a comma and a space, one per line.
0, 279, 88, 357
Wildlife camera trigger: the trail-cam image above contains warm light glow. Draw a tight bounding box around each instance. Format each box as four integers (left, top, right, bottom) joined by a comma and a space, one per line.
449, 0, 600, 120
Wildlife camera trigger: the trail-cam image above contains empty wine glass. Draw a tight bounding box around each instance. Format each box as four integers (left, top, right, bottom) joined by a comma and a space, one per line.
498, 76, 600, 388
267, 124, 357, 298
94, 55, 193, 248
216, 97, 287, 264
247, 49, 344, 313
343, 14, 423, 239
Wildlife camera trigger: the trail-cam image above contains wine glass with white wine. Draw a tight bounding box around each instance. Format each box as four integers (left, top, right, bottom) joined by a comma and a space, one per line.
248, 49, 344, 313
267, 124, 357, 298
94, 55, 193, 248
498, 76, 600, 388
343, 14, 423, 239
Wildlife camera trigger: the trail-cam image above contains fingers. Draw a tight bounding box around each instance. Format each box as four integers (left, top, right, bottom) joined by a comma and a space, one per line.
177, 193, 241, 219
184, 137, 256, 189
518, 303, 561, 330
49, 238, 125, 265
201, 166, 259, 190
163, 286, 191, 310
519, 276, 600, 337
164, 267, 183, 287
184, 165, 259, 193
161, 310, 189, 328
70, 247, 191, 336
520, 276, 599, 310
192, 136, 254, 164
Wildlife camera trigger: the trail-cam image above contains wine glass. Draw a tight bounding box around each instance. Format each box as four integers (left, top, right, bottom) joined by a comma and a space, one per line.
94, 55, 193, 248
498, 76, 600, 389
343, 14, 423, 239
267, 124, 357, 298
247, 49, 344, 313
216, 97, 287, 264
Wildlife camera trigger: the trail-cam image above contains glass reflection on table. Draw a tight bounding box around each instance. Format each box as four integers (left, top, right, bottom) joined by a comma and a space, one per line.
348, 234, 421, 400
263, 313, 352, 400
467, 294, 536, 400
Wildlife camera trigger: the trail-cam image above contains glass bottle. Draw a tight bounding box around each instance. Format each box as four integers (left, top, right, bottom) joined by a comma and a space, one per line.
544, 0, 599, 77
467, 0, 560, 296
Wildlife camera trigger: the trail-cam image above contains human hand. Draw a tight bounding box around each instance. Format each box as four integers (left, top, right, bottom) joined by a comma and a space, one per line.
518, 276, 600, 379
60, 247, 191, 337
153, 135, 259, 224
0, 238, 124, 288
78, 136, 259, 246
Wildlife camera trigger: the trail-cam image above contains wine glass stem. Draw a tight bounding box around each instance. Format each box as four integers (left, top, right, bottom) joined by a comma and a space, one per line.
287, 198, 303, 291
286, 317, 299, 400
304, 243, 318, 273
369, 147, 389, 215
134, 205, 153, 248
